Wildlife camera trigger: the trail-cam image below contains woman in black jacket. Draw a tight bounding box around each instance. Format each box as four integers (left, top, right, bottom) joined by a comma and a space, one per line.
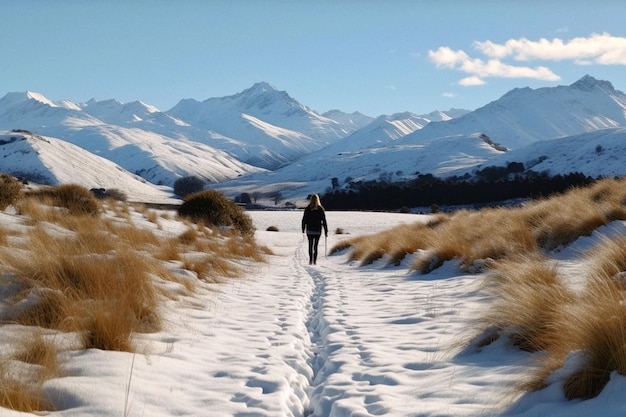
301, 194, 328, 265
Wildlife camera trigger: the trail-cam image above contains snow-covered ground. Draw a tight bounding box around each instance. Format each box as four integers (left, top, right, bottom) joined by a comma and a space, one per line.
3, 209, 626, 416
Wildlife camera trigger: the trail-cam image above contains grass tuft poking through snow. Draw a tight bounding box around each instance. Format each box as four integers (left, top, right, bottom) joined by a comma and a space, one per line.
0, 182, 267, 413
334, 177, 626, 273
331, 176, 626, 403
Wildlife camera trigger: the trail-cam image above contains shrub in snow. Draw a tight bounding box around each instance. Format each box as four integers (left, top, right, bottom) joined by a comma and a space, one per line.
178, 189, 254, 236
103, 188, 127, 202
29, 184, 100, 215
174, 176, 205, 198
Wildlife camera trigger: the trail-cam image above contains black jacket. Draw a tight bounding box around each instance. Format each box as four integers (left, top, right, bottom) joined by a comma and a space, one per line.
302, 207, 328, 235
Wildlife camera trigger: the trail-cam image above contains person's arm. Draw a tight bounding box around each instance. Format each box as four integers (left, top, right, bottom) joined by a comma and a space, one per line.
302, 209, 307, 233
322, 211, 328, 236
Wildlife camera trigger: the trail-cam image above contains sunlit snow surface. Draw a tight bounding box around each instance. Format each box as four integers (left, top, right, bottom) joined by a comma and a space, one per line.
3, 209, 626, 417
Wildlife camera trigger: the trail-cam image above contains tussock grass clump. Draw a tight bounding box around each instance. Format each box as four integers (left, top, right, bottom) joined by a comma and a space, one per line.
183, 255, 239, 282
561, 277, 626, 400
27, 184, 101, 216
522, 235, 626, 400
475, 233, 626, 402
14, 331, 60, 380
178, 190, 254, 236
178, 227, 199, 245
0, 173, 23, 210
476, 255, 573, 352
5, 246, 161, 347
0, 361, 54, 412
331, 215, 448, 267
335, 177, 626, 274
0, 332, 58, 413
0, 186, 269, 412
156, 239, 182, 262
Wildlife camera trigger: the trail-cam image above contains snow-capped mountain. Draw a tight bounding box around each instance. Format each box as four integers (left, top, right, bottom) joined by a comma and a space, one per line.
0, 92, 265, 186
213, 133, 507, 201
319, 110, 468, 155
0, 130, 176, 203
321, 109, 375, 131
213, 75, 626, 200
168, 82, 351, 142
466, 127, 626, 179
2, 75, 626, 204
398, 75, 626, 149
165, 82, 360, 169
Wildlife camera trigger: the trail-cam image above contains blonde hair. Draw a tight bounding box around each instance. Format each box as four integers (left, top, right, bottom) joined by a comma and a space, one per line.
308, 194, 323, 210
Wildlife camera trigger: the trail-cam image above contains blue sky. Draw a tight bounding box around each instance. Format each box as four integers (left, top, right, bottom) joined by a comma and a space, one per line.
3, 0, 626, 116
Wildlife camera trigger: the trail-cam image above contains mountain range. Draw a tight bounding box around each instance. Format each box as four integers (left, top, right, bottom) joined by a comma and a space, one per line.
1, 75, 625, 204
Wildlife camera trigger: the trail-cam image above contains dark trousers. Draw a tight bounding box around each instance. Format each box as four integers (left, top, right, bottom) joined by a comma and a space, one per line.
307, 233, 321, 264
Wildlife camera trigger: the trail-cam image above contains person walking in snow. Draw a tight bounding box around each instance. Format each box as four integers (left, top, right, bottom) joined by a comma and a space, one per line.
302, 194, 328, 265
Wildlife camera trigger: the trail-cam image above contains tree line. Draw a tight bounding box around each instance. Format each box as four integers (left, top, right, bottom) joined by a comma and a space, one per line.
321, 171, 596, 211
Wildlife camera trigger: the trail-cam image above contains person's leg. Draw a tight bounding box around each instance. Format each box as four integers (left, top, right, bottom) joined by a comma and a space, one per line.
312, 235, 321, 264
307, 235, 315, 264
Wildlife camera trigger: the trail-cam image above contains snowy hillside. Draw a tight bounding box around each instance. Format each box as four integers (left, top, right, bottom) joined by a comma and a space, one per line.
2, 75, 626, 203
0, 92, 264, 186
166, 82, 357, 169
319, 112, 444, 155
321, 109, 374, 131
398, 75, 626, 149
214, 133, 507, 201
168, 82, 351, 143
467, 127, 626, 179
0, 131, 176, 203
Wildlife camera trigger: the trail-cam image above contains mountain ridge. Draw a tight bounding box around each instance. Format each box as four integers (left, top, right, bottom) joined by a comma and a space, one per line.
1, 75, 625, 204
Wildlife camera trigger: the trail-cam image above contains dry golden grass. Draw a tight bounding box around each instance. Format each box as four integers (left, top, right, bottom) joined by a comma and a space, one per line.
156, 238, 182, 261
476, 255, 574, 352
517, 235, 626, 400
0, 173, 23, 210
4, 245, 161, 344
14, 331, 60, 380
104, 221, 161, 250
0, 361, 54, 412
0, 331, 58, 412
183, 255, 239, 282
25, 184, 101, 216
584, 234, 626, 281
331, 214, 448, 267
334, 177, 626, 274
178, 227, 199, 245
328, 177, 626, 402
0, 185, 269, 412
473, 230, 626, 402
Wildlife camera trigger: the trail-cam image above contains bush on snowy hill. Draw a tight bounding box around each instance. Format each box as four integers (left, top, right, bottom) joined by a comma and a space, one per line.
173, 175, 206, 198
178, 189, 254, 236
0, 190, 267, 413
26, 184, 101, 216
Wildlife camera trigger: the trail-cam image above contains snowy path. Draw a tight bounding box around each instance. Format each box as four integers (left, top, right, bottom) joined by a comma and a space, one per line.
6, 211, 626, 416
178, 210, 527, 417
23, 210, 624, 417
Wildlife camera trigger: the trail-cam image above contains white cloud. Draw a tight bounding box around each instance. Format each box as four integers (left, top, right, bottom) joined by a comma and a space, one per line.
459, 76, 485, 86
428, 46, 559, 86
473, 33, 626, 65
428, 47, 469, 68
428, 33, 626, 87
442, 92, 457, 98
